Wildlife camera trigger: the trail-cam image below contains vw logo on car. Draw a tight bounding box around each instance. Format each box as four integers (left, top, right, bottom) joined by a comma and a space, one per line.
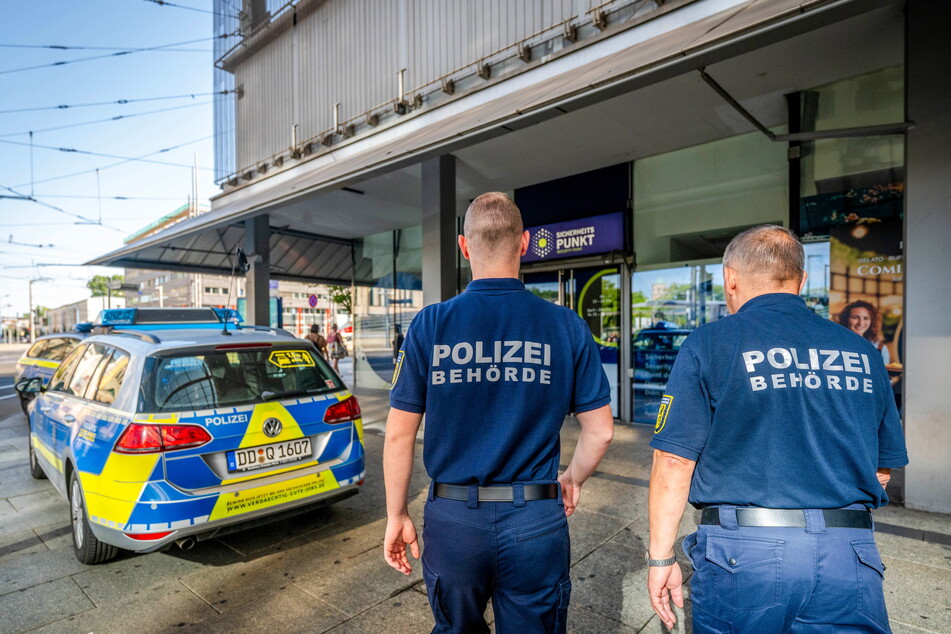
262, 418, 283, 438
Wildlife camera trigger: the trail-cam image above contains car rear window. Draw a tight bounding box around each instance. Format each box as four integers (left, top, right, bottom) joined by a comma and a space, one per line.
139, 347, 342, 413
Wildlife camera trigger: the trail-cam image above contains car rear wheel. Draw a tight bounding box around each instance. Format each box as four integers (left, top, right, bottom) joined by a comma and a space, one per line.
69, 470, 118, 564
28, 437, 46, 480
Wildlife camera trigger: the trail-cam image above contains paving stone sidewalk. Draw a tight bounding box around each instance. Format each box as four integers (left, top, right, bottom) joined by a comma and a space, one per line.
0, 387, 948, 633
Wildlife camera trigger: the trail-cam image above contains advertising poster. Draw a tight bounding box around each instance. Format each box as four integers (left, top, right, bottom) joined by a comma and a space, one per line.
829, 216, 903, 400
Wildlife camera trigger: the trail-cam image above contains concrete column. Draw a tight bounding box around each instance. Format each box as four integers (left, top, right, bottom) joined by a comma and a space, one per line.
903, 7, 951, 514
421, 154, 458, 305
245, 215, 271, 327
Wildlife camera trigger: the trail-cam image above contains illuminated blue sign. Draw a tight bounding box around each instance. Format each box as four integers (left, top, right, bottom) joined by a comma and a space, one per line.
521, 212, 626, 264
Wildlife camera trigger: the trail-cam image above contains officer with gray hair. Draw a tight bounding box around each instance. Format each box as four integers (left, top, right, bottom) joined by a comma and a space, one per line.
646, 224, 907, 632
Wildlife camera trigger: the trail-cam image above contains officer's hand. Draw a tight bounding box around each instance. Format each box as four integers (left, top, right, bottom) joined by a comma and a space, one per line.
383, 515, 419, 575
558, 471, 581, 517
648, 561, 684, 630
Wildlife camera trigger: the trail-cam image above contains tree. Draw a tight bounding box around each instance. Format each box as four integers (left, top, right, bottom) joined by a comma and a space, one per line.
328, 285, 352, 314
87, 274, 124, 297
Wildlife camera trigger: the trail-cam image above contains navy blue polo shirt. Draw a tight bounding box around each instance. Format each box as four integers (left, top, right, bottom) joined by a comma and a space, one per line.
650, 293, 907, 509
390, 277, 611, 485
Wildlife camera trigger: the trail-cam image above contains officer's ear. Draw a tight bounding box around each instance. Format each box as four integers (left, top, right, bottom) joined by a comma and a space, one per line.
519, 230, 529, 257
458, 234, 471, 261
723, 267, 738, 296
798, 271, 808, 294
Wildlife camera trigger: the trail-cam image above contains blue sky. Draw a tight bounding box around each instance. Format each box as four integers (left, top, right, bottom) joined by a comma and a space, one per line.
0, 0, 217, 317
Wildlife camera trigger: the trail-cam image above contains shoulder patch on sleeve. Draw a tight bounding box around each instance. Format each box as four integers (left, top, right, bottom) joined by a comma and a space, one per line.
654, 395, 673, 433
390, 350, 405, 390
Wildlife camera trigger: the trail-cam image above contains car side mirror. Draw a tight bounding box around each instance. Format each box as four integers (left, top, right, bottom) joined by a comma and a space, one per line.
15, 377, 44, 394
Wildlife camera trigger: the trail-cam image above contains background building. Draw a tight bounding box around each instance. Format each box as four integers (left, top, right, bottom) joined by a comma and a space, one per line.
47, 296, 125, 333
90, 0, 951, 513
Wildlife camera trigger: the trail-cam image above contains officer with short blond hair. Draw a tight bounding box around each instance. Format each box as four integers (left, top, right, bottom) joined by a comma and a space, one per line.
383, 192, 615, 633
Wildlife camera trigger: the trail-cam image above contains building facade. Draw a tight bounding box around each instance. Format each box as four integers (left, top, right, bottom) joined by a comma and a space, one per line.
47, 296, 125, 333
90, 0, 951, 513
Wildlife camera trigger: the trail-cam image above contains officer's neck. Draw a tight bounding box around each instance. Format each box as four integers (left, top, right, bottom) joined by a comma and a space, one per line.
469, 259, 521, 280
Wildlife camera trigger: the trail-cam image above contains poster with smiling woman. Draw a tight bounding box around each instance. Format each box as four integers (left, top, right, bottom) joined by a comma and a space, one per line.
829, 216, 903, 403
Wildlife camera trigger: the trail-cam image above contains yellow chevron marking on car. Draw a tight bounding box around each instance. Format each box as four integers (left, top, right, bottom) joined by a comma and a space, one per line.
209, 468, 340, 520
19, 358, 60, 369
79, 453, 160, 528
238, 402, 305, 450
32, 434, 63, 473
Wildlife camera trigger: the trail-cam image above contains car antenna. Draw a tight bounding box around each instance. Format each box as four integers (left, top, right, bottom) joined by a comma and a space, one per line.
221, 247, 249, 336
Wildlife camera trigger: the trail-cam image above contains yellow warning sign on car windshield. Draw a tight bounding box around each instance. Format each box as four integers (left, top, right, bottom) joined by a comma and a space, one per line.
268, 350, 316, 369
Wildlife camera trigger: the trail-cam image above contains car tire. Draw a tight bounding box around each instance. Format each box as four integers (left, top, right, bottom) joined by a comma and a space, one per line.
28, 437, 46, 480
69, 470, 118, 565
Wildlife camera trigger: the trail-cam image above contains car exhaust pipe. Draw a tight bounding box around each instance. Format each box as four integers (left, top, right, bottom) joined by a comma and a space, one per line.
176, 537, 197, 551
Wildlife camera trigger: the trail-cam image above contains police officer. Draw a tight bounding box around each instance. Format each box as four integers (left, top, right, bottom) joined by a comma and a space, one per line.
382, 192, 615, 633
646, 225, 907, 632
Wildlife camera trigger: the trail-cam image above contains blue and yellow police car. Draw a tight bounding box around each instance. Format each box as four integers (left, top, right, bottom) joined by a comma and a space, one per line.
15, 307, 365, 564
14, 325, 91, 414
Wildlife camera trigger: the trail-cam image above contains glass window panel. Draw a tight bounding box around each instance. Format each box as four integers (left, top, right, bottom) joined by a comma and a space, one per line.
48, 345, 86, 393
43, 337, 80, 361
26, 340, 48, 359
66, 344, 109, 398
634, 130, 788, 267
353, 227, 423, 389
631, 263, 726, 424
92, 349, 131, 406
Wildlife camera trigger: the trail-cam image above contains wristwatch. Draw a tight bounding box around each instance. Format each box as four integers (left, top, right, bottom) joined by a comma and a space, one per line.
645, 552, 677, 567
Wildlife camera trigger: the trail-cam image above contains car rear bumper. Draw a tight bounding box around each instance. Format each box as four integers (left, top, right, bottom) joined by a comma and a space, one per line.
88, 476, 364, 553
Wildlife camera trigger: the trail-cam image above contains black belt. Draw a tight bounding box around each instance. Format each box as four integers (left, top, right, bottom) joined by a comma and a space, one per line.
433, 483, 559, 502
700, 507, 872, 529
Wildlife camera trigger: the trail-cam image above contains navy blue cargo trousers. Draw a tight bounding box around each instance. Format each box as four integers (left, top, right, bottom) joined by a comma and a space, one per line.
421, 482, 571, 634
683, 505, 891, 633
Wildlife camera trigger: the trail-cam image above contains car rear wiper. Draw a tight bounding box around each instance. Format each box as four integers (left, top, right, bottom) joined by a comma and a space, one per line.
260, 389, 322, 402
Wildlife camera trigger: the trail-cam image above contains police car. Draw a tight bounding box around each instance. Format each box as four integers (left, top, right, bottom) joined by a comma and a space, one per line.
632, 322, 691, 423
14, 325, 92, 414
15, 308, 365, 564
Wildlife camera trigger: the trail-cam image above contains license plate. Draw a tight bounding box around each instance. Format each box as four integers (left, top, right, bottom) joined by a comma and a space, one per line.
227, 437, 313, 473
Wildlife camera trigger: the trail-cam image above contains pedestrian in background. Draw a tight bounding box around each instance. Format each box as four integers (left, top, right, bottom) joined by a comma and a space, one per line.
382, 192, 614, 633
305, 324, 328, 359
327, 322, 346, 372
646, 225, 907, 632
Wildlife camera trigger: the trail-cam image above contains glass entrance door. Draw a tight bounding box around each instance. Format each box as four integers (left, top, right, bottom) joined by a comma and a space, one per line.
525, 267, 621, 417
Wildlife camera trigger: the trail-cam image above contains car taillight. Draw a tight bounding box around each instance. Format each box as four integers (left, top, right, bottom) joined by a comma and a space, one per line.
161, 425, 213, 450
114, 424, 162, 453
114, 423, 212, 454
125, 531, 173, 541
324, 396, 361, 424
